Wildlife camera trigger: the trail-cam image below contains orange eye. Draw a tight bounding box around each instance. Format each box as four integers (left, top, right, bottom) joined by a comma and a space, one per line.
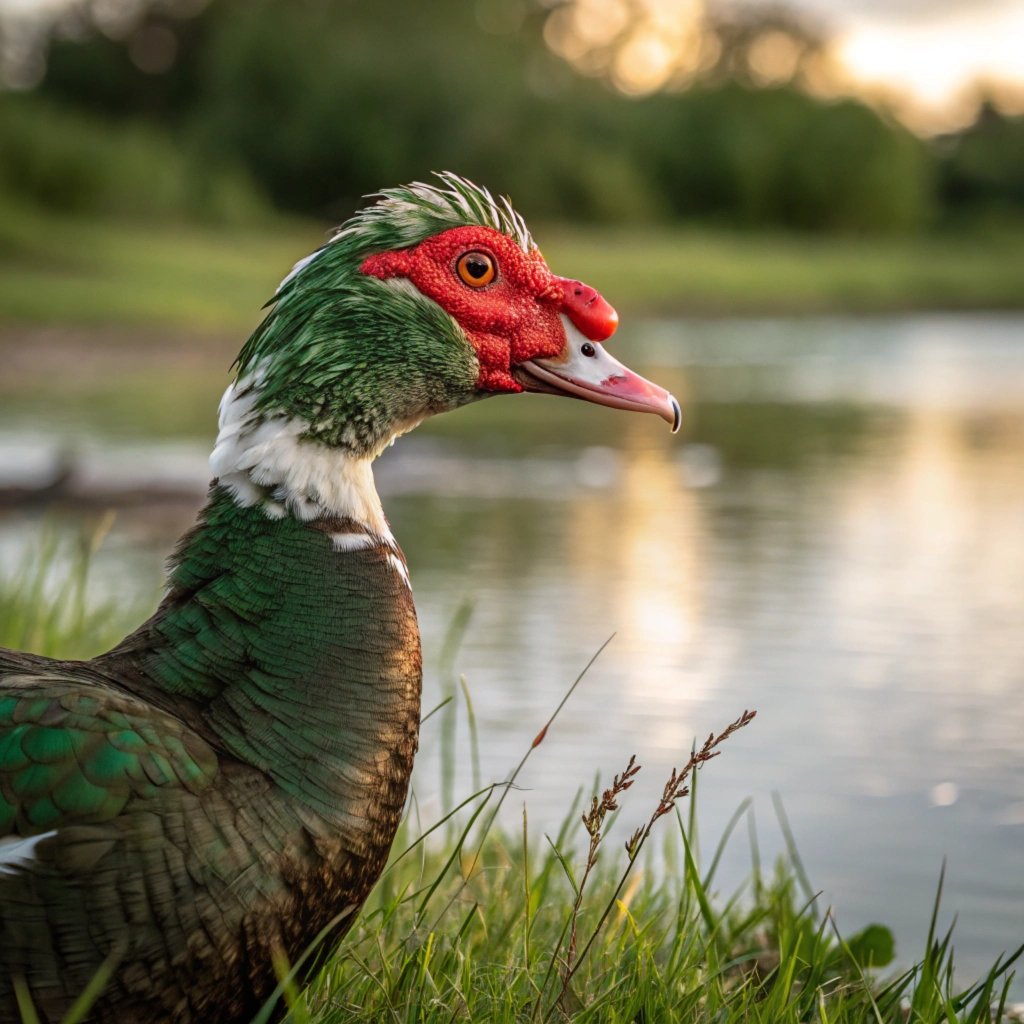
456, 251, 496, 288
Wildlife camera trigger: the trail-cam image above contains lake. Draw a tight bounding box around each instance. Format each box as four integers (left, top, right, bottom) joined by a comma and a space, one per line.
1, 312, 1022, 991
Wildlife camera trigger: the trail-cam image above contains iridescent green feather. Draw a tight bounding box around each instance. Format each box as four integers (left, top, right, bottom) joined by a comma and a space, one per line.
0, 680, 219, 835
127, 489, 417, 823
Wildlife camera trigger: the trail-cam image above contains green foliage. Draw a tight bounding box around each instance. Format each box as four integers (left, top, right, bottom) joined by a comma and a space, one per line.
0, 92, 267, 223
940, 104, 1024, 224
186, 1, 936, 232
11, 0, 1024, 237
634, 85, 934, 233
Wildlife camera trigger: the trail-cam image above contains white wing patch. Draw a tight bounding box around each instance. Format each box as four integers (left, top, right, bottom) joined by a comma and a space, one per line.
330, 533, 411, 588
0, 831, 57, 876
387, 552, 411, 589
331, 532, 378, 553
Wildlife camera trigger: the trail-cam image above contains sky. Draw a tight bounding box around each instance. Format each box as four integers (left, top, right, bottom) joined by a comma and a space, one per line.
792, 0, 1024, 129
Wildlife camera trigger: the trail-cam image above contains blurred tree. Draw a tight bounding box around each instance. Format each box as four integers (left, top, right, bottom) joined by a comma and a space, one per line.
616, 84, 934, 232
539, 0, 831, 95
0, 91, 264, 221
37, 18, 205, 119
939, 101, 1024, 224
4, 0, 939, 233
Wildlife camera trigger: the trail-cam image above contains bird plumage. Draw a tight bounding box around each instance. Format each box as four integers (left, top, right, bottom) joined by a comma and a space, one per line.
1, 496, 420, 1022
0, 174, 677, 1022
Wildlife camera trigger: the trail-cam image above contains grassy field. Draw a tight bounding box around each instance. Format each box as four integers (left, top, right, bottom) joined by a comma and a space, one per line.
2, 197, 1024, 332
2, 536, 1022, 1024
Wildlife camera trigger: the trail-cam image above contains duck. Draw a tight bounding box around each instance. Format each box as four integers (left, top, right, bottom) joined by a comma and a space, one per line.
0, 174, 680, 1024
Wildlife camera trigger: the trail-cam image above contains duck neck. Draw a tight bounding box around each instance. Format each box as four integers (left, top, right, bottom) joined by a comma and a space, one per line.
103, 437, 422, 840
208, 376, 396, 532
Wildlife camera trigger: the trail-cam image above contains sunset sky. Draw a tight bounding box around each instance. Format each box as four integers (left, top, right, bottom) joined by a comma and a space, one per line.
795, 0, 1024, 129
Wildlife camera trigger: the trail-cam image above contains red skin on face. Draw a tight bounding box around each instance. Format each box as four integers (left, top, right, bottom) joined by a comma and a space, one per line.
360, 226, 610, 393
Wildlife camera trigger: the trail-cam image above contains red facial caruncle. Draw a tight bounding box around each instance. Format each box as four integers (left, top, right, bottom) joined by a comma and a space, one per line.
360, 224, 680, 431
360, 226, 616, 393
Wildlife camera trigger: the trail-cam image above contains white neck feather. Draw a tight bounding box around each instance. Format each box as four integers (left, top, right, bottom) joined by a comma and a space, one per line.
210, 377, 392, 540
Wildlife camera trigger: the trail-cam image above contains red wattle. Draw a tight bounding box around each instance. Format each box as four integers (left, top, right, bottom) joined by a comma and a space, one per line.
557, 278, 618, 342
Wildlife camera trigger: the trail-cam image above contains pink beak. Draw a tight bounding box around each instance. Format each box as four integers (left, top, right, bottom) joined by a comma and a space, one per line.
518, 278, 681, 433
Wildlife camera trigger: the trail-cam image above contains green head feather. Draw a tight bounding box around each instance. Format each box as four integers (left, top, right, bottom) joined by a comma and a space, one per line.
232, 173, 533, 456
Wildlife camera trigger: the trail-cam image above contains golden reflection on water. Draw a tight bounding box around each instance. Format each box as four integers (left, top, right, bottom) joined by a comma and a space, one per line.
616, 441, 702, 750
823, 401, 1024, 812
562, 423, 716, 753
833, 406, 1024, 693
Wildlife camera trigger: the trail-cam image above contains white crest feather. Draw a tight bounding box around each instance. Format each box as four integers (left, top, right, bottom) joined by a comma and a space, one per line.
326, 171, 533, 257
277, 248, 326, 293
273, 173, 533, 294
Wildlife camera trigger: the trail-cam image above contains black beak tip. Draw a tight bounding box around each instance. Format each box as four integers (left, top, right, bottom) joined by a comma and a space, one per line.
670, 396, 682, 435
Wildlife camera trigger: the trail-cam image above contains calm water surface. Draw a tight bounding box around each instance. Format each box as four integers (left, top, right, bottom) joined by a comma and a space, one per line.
1, 313, 1022, 988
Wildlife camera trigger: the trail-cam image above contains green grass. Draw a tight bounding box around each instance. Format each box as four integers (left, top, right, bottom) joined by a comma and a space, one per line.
297, 801, 1018, 1024
275, 645, 1022, 1024
2, 536, 1022, 1023
546, 223, 1024, 316
0, 516, 137, 659
0, 196, 322, 335
2, 197, 1024, 332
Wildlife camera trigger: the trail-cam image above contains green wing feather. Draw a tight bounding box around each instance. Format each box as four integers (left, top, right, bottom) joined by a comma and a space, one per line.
0, 660, 219, 841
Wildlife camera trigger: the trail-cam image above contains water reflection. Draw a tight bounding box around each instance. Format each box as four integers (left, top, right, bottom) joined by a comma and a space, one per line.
0, 313, 1022, 989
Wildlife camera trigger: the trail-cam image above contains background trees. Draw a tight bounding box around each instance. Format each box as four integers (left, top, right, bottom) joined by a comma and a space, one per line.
1, 0, 1021, 234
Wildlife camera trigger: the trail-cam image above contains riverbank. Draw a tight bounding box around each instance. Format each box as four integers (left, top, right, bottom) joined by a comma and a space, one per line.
2, 201, 1023, 331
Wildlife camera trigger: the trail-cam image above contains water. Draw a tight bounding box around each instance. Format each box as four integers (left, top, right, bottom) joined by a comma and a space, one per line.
1, 312, 1022, 988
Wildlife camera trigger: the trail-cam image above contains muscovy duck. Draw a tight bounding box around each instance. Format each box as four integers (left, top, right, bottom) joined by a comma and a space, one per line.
0, 174, 680, 1023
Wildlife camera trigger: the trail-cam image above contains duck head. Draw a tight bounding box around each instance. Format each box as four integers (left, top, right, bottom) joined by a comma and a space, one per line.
231, 173, 680, 463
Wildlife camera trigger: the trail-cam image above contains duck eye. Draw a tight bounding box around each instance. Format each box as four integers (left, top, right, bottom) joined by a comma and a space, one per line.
456, 251, 496, 288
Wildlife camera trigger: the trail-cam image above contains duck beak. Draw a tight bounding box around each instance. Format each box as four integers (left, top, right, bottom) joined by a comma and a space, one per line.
517, 287, 681, 432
